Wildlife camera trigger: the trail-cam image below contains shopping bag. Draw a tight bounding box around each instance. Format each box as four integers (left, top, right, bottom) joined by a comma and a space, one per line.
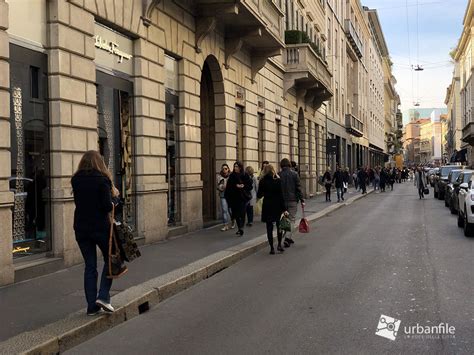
280, 213, 292, 232
255, 197, 263, 215
298, 206, 310, 233
423, 188, 429, 195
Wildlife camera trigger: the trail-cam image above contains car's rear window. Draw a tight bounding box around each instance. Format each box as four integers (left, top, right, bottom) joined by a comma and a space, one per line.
440, 167, 457, 177
450, 171, 462, 182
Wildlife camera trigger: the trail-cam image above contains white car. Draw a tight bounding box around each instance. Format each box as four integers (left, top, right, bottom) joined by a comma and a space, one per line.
457, 176, 474, 237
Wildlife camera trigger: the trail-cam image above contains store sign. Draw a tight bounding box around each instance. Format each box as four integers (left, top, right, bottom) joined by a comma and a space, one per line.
94, 23, 133, 75
94, 35, 132, 63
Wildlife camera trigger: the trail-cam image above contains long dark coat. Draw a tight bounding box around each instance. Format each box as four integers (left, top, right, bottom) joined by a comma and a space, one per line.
257, 174, 286, 223
224, 171, 253, 210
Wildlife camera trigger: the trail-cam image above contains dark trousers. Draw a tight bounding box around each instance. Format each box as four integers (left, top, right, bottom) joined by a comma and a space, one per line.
230, 201, 246, 230
325, 184, 331, 201
76, 231, 112, 312
360, 183, 367, 194
246, 203, 254, 224
418, 187, 425, 199
266, 220, 282, 249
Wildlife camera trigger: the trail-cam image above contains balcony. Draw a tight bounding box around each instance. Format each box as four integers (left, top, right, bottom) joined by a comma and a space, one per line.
283, 42, 333, 109
462, 122, 474, 145
345, 114, 364, 137
142, 0, 285, 80
344, 19, 363, 59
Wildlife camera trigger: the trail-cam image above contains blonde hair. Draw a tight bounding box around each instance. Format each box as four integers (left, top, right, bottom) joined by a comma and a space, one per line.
264, 164, 279, 179
74, 150, 114, 184
245, 166, 254, 175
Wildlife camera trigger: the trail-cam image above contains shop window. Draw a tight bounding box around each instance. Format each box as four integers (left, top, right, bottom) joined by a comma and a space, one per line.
275, 119, 281, 164
96, 72, 134, 228
9, 45, 51, 258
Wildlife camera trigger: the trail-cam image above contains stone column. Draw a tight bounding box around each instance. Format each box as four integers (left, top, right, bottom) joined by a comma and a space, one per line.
133, 39, 168, 242
177, 58, 204, 231
298, 117, 310, 198
47, 0, 97, 266
0, 0, 14, 285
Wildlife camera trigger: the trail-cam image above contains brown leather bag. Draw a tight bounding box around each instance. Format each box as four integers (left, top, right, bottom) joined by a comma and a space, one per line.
107, 204, 128, 279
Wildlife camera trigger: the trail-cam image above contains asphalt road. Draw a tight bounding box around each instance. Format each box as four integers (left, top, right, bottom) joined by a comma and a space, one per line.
67, 182, 474, 354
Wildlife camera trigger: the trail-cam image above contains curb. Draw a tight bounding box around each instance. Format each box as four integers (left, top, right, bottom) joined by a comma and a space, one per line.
0, 190, 373, 354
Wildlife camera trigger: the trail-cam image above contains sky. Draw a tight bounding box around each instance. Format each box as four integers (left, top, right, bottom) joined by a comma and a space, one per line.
361, 0, 467, 123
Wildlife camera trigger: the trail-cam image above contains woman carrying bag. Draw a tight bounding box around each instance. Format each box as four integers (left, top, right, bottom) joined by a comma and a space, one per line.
257, 164, 286, 254
71, 150, 120, 316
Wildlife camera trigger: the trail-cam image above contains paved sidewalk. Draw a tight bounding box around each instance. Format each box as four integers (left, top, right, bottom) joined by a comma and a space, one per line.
0, 187, 366, 342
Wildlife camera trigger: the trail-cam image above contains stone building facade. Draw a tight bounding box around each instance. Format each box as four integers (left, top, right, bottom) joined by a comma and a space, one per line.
0, 0, 393, 286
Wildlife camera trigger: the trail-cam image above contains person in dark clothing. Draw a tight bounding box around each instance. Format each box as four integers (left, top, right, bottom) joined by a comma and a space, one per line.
380, 168, 387, 192
225, 161, 253, 236
415, 166, 427, 199
71, 150, 120, 316
333, 166, 345, 202
257, 164, 287, 254
279, 158, 305, 247
357, 167, 368, 194
343, 167, 350, 193
322, 167, 332, 202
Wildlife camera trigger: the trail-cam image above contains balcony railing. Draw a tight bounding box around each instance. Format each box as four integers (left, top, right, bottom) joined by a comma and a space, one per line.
284, 44, 332, 91
345, 114, 364, 137
344, 19, 363, 58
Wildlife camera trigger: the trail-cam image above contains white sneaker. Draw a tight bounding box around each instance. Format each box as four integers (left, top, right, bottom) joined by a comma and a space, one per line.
220, 225, 229, 231
96, 299, 114, 313
230, 221, 236, 229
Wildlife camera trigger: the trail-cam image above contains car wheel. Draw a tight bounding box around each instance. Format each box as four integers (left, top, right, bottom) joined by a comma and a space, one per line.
458, 212, 464, 227
464, 208, 474, 237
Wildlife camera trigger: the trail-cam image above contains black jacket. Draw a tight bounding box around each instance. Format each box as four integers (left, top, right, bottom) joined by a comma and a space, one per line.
71, 170, 113, 236
257, 174, 286, 223
224, 172, 252, 207
333, 170, 345, 188
279, 167, 304, 203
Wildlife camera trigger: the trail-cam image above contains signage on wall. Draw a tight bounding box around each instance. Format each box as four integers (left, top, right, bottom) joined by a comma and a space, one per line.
94, 23, 134, 76
94, 35, 133, 63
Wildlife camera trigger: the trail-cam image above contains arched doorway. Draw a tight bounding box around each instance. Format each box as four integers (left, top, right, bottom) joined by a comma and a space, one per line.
200, 56, 225, 222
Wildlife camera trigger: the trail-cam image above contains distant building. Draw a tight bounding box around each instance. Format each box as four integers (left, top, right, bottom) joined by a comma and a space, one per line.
404, 108, 448, 123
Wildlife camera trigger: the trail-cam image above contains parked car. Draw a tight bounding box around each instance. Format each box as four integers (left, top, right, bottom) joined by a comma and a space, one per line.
434, 165, 464, 199
444, 169, 464, 207
428, 168, 439, 187
449, 170, 473, 215
457, 174, 474, 236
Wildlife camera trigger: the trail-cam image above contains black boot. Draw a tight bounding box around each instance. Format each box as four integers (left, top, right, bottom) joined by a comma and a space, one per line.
277, 231, 285, 252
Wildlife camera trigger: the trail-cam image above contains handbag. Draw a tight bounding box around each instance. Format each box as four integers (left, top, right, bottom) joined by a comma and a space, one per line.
107, 204, 128, 279
114, 221, 141, 262
298, 205, 310, 233
280, 213, 292, 232
423, 187, 429, 195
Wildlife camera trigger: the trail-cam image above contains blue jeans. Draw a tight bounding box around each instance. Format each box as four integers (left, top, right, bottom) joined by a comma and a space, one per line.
246, 203, 254, 224
220, 197, 230, 224
336, 187, 344, 200
76, 231, 112, 312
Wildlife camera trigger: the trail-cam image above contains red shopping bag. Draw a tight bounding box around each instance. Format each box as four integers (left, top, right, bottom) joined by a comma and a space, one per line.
298, 205, 310, 233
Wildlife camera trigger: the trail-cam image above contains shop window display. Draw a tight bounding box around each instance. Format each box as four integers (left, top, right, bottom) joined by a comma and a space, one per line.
9, 45, 51, 258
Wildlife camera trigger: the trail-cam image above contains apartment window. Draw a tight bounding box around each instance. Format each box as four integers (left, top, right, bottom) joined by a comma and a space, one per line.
275, 119, 281, 164
236, 105, 244, 162
285, 0, 290, 30
258, 112, 264, 166
327, 18, 331, 50
334, 29, 338, 58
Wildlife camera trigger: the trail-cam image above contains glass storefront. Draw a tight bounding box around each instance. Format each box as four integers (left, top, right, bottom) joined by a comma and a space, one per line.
9, 45, 51, 258
96, 71, 135, 227
165, 55, 180, 226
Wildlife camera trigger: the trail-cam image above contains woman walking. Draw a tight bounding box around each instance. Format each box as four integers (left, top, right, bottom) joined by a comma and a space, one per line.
322, 167, 332, 202
245, 166, 258, 226
217, 164, 231, 231
257, 164, 286, 254
416, 166, 428, 199
71, 150, 119, 315
225, 161, 253, 236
